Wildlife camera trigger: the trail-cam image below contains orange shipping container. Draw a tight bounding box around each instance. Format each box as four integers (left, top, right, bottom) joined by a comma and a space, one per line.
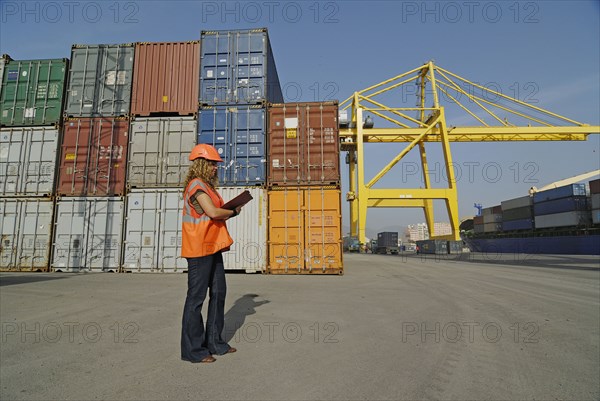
131, 42, 200, 116
267, 187, 343, 275
57, 117, 129, 196
268, 102, 340, 187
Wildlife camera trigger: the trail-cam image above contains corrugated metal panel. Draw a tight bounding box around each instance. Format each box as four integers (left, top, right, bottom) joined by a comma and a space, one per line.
128, 117, 196, 188
0, 198, 53, 271
52, 197, 124, 271
464, 236, 600, 255
0, 127, 58, 196
533, 196, 588, 216
502, 218, 534, 231
483, 213, 502, 224
473, 215, 484, 225
65, 44, 134, 117
501, 195, 532, 211
533, 183, 587, 203
200, 29, 283, 105
591, 194, 600, 210
267, 102, 340, 186
220, 187, 267, 272
57, 117, 129, 196
592, 209, 600, 224
590, 179, 600, 195
474, 224, 484, 234
1, 58, 68, 126
482, 205, 501, 215
416, 240, 447, 254
447, 241, 463, 254
534, 211, 592, 229
377, 232, 398, 248
502, 206, 533, 221
483, 222, 502, 232
198, 105, 266, 186
131, 42, 200, 116
268, 187, 343, 274
122, 189, 186, 272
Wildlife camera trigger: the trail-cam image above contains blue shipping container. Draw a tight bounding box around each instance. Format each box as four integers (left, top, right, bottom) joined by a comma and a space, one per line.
533, 183, 587, 203
198, 105, 266, 186
533, 196, 588, 216
502, 218, 534, 231
200, 29, 283, 105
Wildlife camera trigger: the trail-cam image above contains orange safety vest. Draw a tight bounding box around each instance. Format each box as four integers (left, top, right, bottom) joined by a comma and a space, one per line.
181, 178, 233, 257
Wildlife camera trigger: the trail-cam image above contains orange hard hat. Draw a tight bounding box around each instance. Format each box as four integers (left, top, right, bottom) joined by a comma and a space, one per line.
189, 144, 223, 162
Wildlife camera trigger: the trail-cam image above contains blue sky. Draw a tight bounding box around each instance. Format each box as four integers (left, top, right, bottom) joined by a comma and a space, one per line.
1, 0, 599, 236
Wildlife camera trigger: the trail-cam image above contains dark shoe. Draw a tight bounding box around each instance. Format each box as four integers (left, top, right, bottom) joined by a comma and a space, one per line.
225, 347, 237, 354
182, 355, 216, 363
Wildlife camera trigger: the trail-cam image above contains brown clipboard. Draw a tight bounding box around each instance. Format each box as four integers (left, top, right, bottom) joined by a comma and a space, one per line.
222, 190, 253, 210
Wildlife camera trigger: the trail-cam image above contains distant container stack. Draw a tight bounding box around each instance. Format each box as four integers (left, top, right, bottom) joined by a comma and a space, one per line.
266, 102, 343, 275
501, 195, 533, 231
0, 55, 69, 272
533, 184, 591, 229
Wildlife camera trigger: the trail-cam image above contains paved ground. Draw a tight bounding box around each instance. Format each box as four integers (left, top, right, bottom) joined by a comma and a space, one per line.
1, 253, 599, 400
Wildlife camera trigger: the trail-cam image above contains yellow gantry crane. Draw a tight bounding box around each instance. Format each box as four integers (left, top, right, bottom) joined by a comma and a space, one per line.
340, 62, 600, 244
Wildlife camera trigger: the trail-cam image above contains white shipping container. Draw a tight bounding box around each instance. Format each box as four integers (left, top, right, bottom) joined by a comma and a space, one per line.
122, 189, 186, 272
0, 198, 53, 271
0, 127, 59, 196
128, 117, 197, 188
534, 211, 592, 229
52, 197, 123, 272
591, 194, 600, 210
501, 195, 532, 211
483, 213, 502, 224
220, 187, 267, 273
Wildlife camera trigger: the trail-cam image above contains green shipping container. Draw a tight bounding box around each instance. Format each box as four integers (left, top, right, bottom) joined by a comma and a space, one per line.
0, 58, 68, 127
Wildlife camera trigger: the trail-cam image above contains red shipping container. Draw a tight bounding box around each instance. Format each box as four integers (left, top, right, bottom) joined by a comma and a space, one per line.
131, 41, 200, 116
589, 179, 600, 195
57, 117, 129, 196
268, 101, 340, 186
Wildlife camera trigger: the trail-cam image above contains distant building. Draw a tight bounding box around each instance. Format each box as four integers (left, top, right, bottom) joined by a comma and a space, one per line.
406, 222, 452, 241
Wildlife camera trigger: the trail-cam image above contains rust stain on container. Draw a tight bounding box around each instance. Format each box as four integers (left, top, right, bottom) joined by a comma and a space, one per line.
57, 117, 129, 196
131, 42, 200, 116
267, 187, 343, 275
268, 102, 340, 187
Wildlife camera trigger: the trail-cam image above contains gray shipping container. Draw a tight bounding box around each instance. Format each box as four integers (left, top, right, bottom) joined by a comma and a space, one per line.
0, 127, 59, 196
474, 224, 484, 234
52, 197, 124, 272
593, 209, 600, 225
220, 187, 267, 273
502, 206, 532, 222
416, 239, 448, 254
591, 193, 600, 210
483, 222, 502, 232
483, 213, 502, 224
65, 44, 134, 117
501, 195, 532, 211
534, 211, 592, 229
122, 189, 186, 273
447, 240, 463, 254
1, 198, 53, 271
128, 117, 196, 188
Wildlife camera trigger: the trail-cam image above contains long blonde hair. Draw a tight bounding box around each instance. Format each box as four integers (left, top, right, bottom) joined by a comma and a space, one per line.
184, 158, 218, 189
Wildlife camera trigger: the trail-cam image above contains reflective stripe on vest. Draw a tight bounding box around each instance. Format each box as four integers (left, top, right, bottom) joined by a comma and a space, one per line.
181, 178, 233, 257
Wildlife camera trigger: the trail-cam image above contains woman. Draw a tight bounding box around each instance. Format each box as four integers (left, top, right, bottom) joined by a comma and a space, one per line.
181, 144, 242, 363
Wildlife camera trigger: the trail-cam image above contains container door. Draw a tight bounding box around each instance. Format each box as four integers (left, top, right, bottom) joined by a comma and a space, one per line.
303, 188, 342, 272
123, 190, 160, 271
198, 107, 230, 183
201, 33, 234, 104
128, 119, 161, 187
85, 198, 123, 271
234, 31, 266, 103
158, 190, 186, 272
97, 46, 134, 116
304, 104, 339, 185
268, 189, 304, 272
230, 106, 265, 185
163, 118, 195, 186
66, 46, 100, 117
52, 199, 86, 270
268, 105, 302, 185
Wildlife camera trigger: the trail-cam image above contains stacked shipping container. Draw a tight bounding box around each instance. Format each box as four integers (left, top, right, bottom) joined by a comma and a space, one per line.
0, 55, 68, 271
501, 195, 533, 231
266, 102, 343, 274
122, 42, 200, 273
533, 184, 591, 229
198, 29, 283, 273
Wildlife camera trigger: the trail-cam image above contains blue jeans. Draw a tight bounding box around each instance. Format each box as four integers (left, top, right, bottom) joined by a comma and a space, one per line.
181, 251, 231, 361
